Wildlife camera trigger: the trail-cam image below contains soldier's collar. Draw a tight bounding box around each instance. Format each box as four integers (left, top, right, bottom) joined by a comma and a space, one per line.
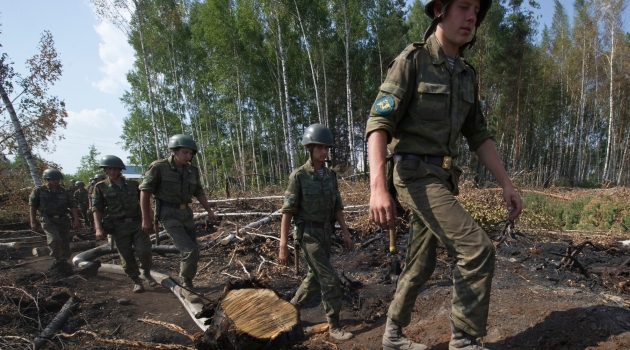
167, 155, 192, 172
305, 159, 328, 179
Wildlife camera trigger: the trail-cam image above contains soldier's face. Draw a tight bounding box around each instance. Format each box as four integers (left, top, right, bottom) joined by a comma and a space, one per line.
47, 179, 60, 188
311, 144, 330, 163
173, 147, 194, 166
105, 167, 122, 180
436, 0, 479, 49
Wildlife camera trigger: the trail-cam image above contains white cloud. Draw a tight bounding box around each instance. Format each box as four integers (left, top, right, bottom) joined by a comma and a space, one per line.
36, 109, 130, 173
92, 21, 134, 94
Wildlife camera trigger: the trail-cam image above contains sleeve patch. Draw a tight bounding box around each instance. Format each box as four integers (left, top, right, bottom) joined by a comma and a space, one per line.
374, 95, 395, 116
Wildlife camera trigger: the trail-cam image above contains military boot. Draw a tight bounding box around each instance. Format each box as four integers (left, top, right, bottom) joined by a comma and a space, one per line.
449, 319, 488, 350
131, 276, 145, 293
181, 277, 201, 303
142, 270, 159, 287
382, 317, 428, 350
327, 316, 353, 341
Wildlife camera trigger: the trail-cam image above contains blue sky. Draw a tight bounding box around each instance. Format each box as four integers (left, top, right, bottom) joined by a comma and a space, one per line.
1, 0, 629, 174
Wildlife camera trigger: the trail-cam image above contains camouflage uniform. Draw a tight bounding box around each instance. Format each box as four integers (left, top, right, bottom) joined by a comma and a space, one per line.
365, 34, 495, 337
29, 184, 78, 260
281, 159, 345, 318
74, 188, 91, 227
139, 155, 204, 280
92, 177, 152, 278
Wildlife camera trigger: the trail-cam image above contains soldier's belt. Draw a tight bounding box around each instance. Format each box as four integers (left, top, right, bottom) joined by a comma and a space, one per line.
302, 220, 327, 229
161, 201, 188, 210
111, 215, 142, 224
396, 153, 452, 170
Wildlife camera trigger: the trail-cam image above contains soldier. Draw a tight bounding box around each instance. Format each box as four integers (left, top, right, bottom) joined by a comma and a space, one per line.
74, 181, 91, 228
92, 155, 158, 293
87, 174, 107, 231
68, 179, 77, 194
29, 169, 81, 271
278, 124, 354, 342
366, 1, 522, 349
139, 134, 217, 300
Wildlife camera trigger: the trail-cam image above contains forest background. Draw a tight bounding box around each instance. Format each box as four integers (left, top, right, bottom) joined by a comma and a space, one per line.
1, 0, 630, 230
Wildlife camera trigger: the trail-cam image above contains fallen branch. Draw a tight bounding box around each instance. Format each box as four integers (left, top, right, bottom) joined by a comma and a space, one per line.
0, 242, 20, 249
33, 297, 78, 349
360, 233, 383, 249
60, 330, 195, 349
221, 272, 242, 279
220, 210, 282, 245
238, 260, 251, 279
137, 318, 196, 342
32, 241, 97, 257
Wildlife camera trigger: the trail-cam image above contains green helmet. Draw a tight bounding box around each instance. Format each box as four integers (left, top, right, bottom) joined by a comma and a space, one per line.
99, 155, 126, 170
301, 124, 335, 147
71, 179, 76, 183
43, 169, 63, 180
94, 174, 107, 180
168, 134, 198, 155
424, 0, 492, 26
75, 181, 85, 187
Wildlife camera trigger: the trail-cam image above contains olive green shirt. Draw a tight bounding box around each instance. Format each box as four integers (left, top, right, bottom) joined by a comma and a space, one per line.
91, 177, 141, 219
138, 155, 205, 204
29, 184, 78, 217
280, 159, 344, 223
365, 34, 493, 156
74, 189, 89, 205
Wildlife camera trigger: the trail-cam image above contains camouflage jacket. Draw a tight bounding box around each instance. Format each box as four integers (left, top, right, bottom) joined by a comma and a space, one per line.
139, 155, 205, 204
29, 184, 78, 217
280, 159, 344, 223
74, 189, 89, 205
91, 177, 141, 219
365, 34, 493, 157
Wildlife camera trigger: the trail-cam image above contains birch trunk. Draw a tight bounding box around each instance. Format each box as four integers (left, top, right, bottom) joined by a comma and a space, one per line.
0, 84, 42, 186
341, 1, 355, 172
294, 0, 322, 124
276, 9, 296, 170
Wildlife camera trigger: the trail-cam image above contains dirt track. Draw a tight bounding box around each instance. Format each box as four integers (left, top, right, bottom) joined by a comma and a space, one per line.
1, 199, 629, 350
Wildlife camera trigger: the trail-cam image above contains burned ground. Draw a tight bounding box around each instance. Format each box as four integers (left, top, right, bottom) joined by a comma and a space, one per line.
1, 187, 629, 350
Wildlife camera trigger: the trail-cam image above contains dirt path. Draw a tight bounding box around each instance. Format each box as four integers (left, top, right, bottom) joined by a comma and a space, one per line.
1, 221, 629, 349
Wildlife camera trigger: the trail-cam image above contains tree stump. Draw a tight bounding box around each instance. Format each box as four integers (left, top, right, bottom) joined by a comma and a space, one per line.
200, 280, 303, 350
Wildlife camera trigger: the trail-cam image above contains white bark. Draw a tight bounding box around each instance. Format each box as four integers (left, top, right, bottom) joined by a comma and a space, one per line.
276, 8, 296, 170
293, 0, 322, 123
0, 84, 42, 186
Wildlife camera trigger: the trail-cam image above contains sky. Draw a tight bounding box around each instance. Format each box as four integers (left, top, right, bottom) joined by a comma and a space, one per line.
1, 0, 629, 175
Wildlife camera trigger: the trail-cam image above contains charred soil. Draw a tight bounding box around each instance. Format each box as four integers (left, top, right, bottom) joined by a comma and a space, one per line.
1, 192, 629, 350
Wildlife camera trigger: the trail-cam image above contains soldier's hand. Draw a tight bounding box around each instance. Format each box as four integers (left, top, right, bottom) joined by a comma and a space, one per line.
343, 233, 354, 252
142, 219, 155, 234
502, 187, 522, 220
278, 244, 291, 266
71, 219, 81, 230
369, 188, 397, 230
95, 227, 107, 240
208, 211, 218, 223
31, 222, 41, 232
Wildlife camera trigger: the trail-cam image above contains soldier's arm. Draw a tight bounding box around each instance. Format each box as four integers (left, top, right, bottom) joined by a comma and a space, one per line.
196, 194, 217, 222
475, 140, 522, 221
279, 213, 293, 266
140, 191, 154, 234
368, 130, 396, 230
30, 206, 40, 231
334, 210, 353, 252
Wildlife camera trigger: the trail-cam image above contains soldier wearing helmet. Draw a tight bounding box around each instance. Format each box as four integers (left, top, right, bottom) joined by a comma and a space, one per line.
73, 181, 91, 228
139, 134, 217, 301
366, 1, 522, 349
29, 169, 81, 272
279, 124, 354, 342
86, 173, 107, 228
92, 155, 158, 293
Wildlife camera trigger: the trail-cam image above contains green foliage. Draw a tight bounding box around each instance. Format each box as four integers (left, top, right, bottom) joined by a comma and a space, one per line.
73, 145, 102, 183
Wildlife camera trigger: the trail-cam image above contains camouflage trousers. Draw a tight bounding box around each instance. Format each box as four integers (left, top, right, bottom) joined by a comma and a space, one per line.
111, 221, 153, 278
390, 159, 495, 337
78, 203, 91, 227
293, 226, 343, 318
41, 217, 71, 260
160, 206, 198, 280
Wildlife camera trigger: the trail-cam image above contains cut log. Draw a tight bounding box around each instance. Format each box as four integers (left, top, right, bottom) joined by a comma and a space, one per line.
32, 241, 97, 257
0, 242, 20, 249
202, 281, 303, 349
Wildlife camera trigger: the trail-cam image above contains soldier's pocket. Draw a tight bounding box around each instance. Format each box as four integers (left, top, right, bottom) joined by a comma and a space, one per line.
416, 82, 449, 123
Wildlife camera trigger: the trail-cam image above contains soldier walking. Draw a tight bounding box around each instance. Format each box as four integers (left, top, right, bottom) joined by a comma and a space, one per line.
74, 181, 91, 228
139, 134, 217, 301
92, 155, 158, 293
278, 124, 354, 342
29, 169, 81, 271
366, 1, 522, 349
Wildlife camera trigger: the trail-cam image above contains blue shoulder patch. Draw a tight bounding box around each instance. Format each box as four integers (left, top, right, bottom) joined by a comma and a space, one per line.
374, 95, 395, 115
